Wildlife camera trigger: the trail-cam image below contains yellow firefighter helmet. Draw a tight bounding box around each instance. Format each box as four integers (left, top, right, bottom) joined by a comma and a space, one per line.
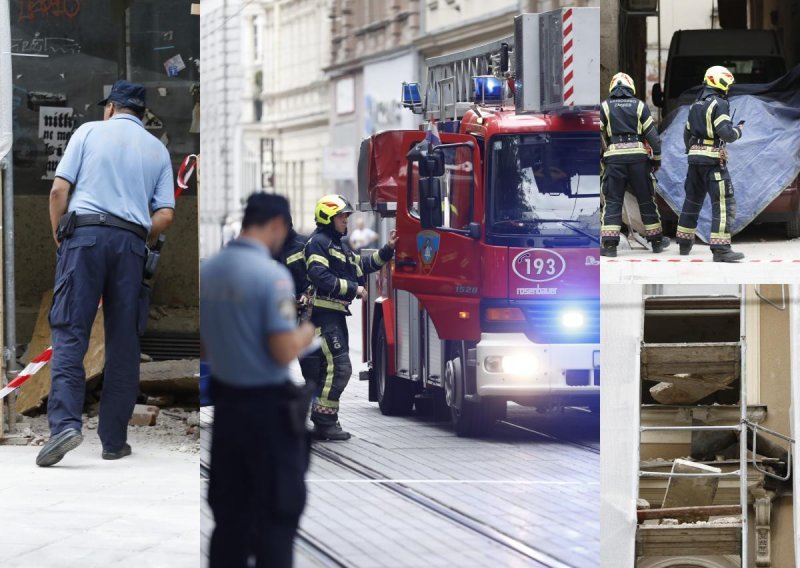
704, 66, 735, 92
315, 194, 354, 225
609, 72, 635, 94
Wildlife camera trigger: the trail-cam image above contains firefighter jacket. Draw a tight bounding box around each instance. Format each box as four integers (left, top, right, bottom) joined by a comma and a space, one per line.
277, 228, 309, 300
683, 87, 742, 165
304, 226, 394, 314
600, 87, 661, 164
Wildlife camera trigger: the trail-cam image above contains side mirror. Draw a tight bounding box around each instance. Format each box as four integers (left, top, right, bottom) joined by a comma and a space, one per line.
419, 178, 443, 229
419, 148, 445, 178
467, 222, 481, 239
652, 83, 664, 108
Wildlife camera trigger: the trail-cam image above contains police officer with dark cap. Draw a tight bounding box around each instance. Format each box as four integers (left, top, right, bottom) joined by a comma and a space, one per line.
600, 72, 670, 257
37, 80, 175, 467
676, 65, 745, 262
201, 193, 316, 567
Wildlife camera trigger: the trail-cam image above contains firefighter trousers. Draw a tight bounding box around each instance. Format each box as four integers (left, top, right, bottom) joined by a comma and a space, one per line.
600, 160, 663, 246
305, 311, 352, 428
677, 163, 735, 250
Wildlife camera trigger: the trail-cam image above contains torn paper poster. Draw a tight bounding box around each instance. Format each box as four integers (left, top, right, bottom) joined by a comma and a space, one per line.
163, 54, 186, 77
143, 108, 164, 130
38, 106, 74, 180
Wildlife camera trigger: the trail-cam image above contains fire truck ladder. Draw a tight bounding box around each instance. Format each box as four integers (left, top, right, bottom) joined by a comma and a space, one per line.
422, 36, 514, 122
636, 292, 795, 566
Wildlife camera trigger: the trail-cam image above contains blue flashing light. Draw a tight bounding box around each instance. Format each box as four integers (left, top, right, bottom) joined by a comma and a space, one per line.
401, 82, 422, 107
472, 76, 503, 105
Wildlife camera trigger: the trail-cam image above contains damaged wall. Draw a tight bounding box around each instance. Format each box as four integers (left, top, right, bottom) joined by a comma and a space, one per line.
8, 0, 199, 347
12, 195, 198, 343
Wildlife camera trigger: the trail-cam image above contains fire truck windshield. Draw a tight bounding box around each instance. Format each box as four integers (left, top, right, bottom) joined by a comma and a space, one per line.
487, 133, 600, 238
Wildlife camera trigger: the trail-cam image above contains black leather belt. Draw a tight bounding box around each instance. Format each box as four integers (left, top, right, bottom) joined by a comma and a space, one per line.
610, 135, 642, 144
75, 214, 148, 240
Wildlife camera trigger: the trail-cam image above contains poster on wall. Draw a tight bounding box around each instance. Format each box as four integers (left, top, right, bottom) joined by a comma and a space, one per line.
38, 105, 74, 180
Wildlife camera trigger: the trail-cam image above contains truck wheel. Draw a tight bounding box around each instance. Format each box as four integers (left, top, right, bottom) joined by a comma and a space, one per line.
375, 324, 415, 416
446, 353, 504, 437
787, 212, 800, 239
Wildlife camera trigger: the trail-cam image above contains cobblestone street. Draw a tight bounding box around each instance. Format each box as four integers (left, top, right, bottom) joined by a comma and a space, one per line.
201, 306, 600, 567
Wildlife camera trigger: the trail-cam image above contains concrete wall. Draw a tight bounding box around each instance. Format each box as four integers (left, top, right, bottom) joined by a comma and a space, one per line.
754, 284, 794, 568
12, 195, 198, 344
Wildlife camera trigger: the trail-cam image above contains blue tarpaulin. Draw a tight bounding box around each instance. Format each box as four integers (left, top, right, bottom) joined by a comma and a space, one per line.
656, 65, 800, 241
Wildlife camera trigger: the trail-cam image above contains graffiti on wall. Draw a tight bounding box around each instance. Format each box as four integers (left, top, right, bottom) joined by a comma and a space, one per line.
18, 0, 81, 23
38, 106, 74, 180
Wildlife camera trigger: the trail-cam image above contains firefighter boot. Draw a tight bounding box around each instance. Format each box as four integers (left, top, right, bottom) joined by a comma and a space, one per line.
713, 248, 745, 263
679, 241, 693, 256
652, 237, 671, 254
312, 421, 351, 441
600, 243, 617, 258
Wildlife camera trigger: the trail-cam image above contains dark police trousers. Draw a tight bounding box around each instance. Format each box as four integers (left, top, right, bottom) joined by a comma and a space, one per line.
677, 163, 736, 250
208, 379, 309, 568
48, 225, 150, 452
303, 311, 351, 428
601, 160, 663, 246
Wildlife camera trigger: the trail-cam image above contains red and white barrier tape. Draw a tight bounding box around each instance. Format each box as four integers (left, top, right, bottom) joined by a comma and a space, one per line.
0, 348, 54, 400
562, 8, 575, 106
605, 258, 800, 263
1, 155, 196, 401
175, 154, 198, 199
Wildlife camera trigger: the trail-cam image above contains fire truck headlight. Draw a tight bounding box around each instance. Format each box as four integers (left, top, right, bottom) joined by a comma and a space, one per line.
485, 354, 537, 375
560, 310, 585, 330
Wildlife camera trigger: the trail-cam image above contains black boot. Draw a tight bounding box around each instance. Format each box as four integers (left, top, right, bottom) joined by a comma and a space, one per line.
312, 421, 351, 441
652, 237, 671, 254
600, 244, 617, 258
713, 248, 745, 263
679, 241, 693, 256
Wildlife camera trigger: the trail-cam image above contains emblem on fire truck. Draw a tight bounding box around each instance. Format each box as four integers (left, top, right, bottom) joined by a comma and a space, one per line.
416, 230, 441, 274
512, 249, 566, 283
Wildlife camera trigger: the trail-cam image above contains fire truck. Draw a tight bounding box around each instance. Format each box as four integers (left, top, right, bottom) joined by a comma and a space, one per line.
356, 8, 601, 436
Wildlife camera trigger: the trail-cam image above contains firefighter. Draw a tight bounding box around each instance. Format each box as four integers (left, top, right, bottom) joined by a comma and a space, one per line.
676, 65, 744, 262
304, 194, 397, 440
277, 215, 309, 301
600, 72, 670, 257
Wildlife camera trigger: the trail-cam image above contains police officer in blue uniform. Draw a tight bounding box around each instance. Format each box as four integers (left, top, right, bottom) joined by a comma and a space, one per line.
201, 193, 316, 567
37, 81, 175, 467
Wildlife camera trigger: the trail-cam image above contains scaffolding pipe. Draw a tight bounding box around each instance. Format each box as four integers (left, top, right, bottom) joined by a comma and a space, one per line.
1, 0, 18, 434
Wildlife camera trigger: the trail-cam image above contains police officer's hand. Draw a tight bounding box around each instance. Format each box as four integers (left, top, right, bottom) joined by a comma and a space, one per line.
720, 148, 729, 162
356, 286, 367, 299
298, 321, 316, 347
388, 230, 399, 249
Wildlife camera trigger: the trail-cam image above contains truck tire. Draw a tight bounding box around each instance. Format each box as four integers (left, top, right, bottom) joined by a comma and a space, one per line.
787, 212, 800, 239
375, 324, 415, 416
446, 353, 504, 437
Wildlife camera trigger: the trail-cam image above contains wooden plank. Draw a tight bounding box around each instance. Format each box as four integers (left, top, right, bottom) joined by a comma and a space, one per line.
637, 524, 742, 556
14, 289, 105, 414
641, 342, 740, 377
637, 505, 742, 522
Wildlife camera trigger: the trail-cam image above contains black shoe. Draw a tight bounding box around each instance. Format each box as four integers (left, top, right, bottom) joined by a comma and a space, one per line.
102, 443, 132, 460
652, 237, 671, 254
679, 242, 693, 256
600, 245, 617, 258
713, 249, 745, 263
36, 428, 83, 467
312, 422, 351, 441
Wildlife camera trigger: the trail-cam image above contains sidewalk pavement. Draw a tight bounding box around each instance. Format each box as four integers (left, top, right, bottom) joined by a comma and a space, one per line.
0, 427, 200, 567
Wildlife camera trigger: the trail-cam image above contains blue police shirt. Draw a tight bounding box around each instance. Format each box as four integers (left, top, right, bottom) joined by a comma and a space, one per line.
200, 238, 297, 387
55, 114, 175, 232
